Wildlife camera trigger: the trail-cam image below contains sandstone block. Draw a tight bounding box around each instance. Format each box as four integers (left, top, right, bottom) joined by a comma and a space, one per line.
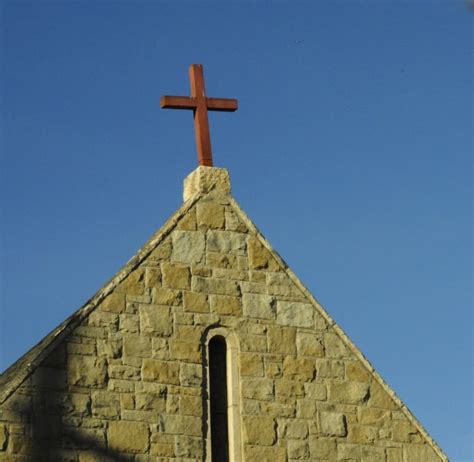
119, 313, 139, 333
369, 382, 398, 410
206, 251, 238, 269
243, 415, 276, 445
142, 359, 179, 384
139, 305, 172, 336
267, 325, 296, 355
171, 230, 205, 264
145, 267, 161, 288
393, 420, 418, 442
240, 352, 264, 377
267, 272, 300, 297
210, 294, 241, 315
152, 287, 182, 306
67, 356, 107, 387
283, 357, 316, 382
169, 339, 201, 363
277, 301, 314, 328
288, 439, 309, 459
309, 437, 336, 458
242, 292, 275, 319
304, 382, 327, 400
196, 201, 225, 229
387, 447, 403, 462
108, 421, 149, 453
175, 435, 203, 458
324, 332, 350, 359
149, 238, 172, 262
348, 424, 377, 444
240, 334, 267, 353
162, 262, 191, 290
297, 399, 317, 419
124, 335, 152, 358
180, 363, 202, 387
285, 420, 309, 439
241, 378, 274, 401
296, 332, 324, 357
225, 208, 247, 232
207, 230, 247, 254
329, 381, 370, 404
359, 407, 390, 426
183, 291, 209, 313
161, 415, 201, 436
183, 166, 231, 201
135, 392, 166, 412
192, 276, 240, 296
180, 395, 203, 416
316, 359, 345, 378
92, 390, 120, 419
117, 270, 145, 296
275, 380, 305, 401
176, 209, 197, 230
248, 237, 280, 271
244, 446, 286, 462
345, 361, 370, 382
320, 411, 347, 437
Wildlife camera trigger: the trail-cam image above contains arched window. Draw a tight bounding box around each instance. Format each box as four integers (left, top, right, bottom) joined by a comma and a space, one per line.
205, 328, 242, 462
209, 336, 229, 461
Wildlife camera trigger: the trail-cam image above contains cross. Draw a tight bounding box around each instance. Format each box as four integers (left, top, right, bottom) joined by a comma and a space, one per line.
160, 64, 238, 167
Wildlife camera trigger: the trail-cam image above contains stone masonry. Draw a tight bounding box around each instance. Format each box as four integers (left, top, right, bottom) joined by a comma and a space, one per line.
0, 167, 448, 461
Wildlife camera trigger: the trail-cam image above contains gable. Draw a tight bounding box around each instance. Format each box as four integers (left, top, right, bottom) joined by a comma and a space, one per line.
0, 169, 447, 461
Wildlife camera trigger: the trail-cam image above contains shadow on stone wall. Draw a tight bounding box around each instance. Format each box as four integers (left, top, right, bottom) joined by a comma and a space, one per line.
2, 353, 133, 461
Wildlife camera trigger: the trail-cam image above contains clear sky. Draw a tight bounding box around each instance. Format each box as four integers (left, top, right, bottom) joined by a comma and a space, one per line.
1, 1, 472, 460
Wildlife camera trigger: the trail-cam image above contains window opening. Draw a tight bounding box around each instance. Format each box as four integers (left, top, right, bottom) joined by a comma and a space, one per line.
209, 335, 229, 462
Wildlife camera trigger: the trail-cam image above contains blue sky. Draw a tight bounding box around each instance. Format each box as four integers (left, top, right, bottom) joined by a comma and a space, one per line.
1, 1, 472, 459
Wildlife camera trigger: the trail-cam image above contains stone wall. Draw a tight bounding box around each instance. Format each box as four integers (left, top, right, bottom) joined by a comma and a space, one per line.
0, 168, 446, 461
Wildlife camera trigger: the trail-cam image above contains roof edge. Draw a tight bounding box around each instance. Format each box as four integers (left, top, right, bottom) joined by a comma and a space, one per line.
0, 193, 203, 405
228, 196, 449, 462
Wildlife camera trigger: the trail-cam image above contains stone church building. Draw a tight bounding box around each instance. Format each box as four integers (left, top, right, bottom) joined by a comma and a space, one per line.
0, 67, 448, 461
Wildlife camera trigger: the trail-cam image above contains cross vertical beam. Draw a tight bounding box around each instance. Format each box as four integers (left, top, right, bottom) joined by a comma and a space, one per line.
161, 64, 238, 167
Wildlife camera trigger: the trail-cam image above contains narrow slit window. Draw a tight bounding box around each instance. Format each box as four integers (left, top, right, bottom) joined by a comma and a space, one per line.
209, 335, 229, 462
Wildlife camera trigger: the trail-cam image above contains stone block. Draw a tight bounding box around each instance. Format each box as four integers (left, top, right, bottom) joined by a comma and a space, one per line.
152, 287, 182, 306
123, 335, 152, 358
296, 332, 324, 357
183, 166, 230, 201
92, 390, 120, 419
241, 378, 274, 401
196, 201, 225, 229
243, 415, 276, 445
244, 446, 286, 462
267, 326, 296, 355
206, 251, 238, 269
329, 381, 370, 404
283, 357, 316, 382
191, 276, 240, 296
210, 294, 241, 315
304, 382, 327, 400
267, 272, 300, 297
135, 392, 166, 412
148, 238, 172, 262
67, 355, 107, 387
225, 208, 247, 232
183, 291, 209, 313
242, 292, 275, 319
139, 305, 172, 336
171, 230, 205, 264
309, 437, 336, 459
285, 420, 308, 439
160, 415, 201, 436
207, 230, 247, 254
180, 363, 202, 387
176, 209, 197, 230
345, 361, 370, 382
320, 411, 347, 437
248, 237, 280, 271
117, 269, 145, 296
359, 407, 390, 426
169, 339, 201, 363
324, 332, 350, 359
175, 435, 203, 458
162, 262, 191, 289
142, 359, 179, 384
369, 382, 398, 410
348, 424, 377, 444
108, 421, 149, 453
240, 352, 264, 377
275, 380, 305, 401
119, 313, 139, 333
277, 301, 314, 328
316, 359, 345, 378
288, 439, 309, 459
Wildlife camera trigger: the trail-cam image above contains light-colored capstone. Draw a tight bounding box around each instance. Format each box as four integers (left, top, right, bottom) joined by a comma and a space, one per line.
183, 166, 231, 201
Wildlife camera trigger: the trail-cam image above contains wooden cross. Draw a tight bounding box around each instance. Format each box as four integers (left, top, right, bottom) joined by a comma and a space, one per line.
160, 64, 238, 167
